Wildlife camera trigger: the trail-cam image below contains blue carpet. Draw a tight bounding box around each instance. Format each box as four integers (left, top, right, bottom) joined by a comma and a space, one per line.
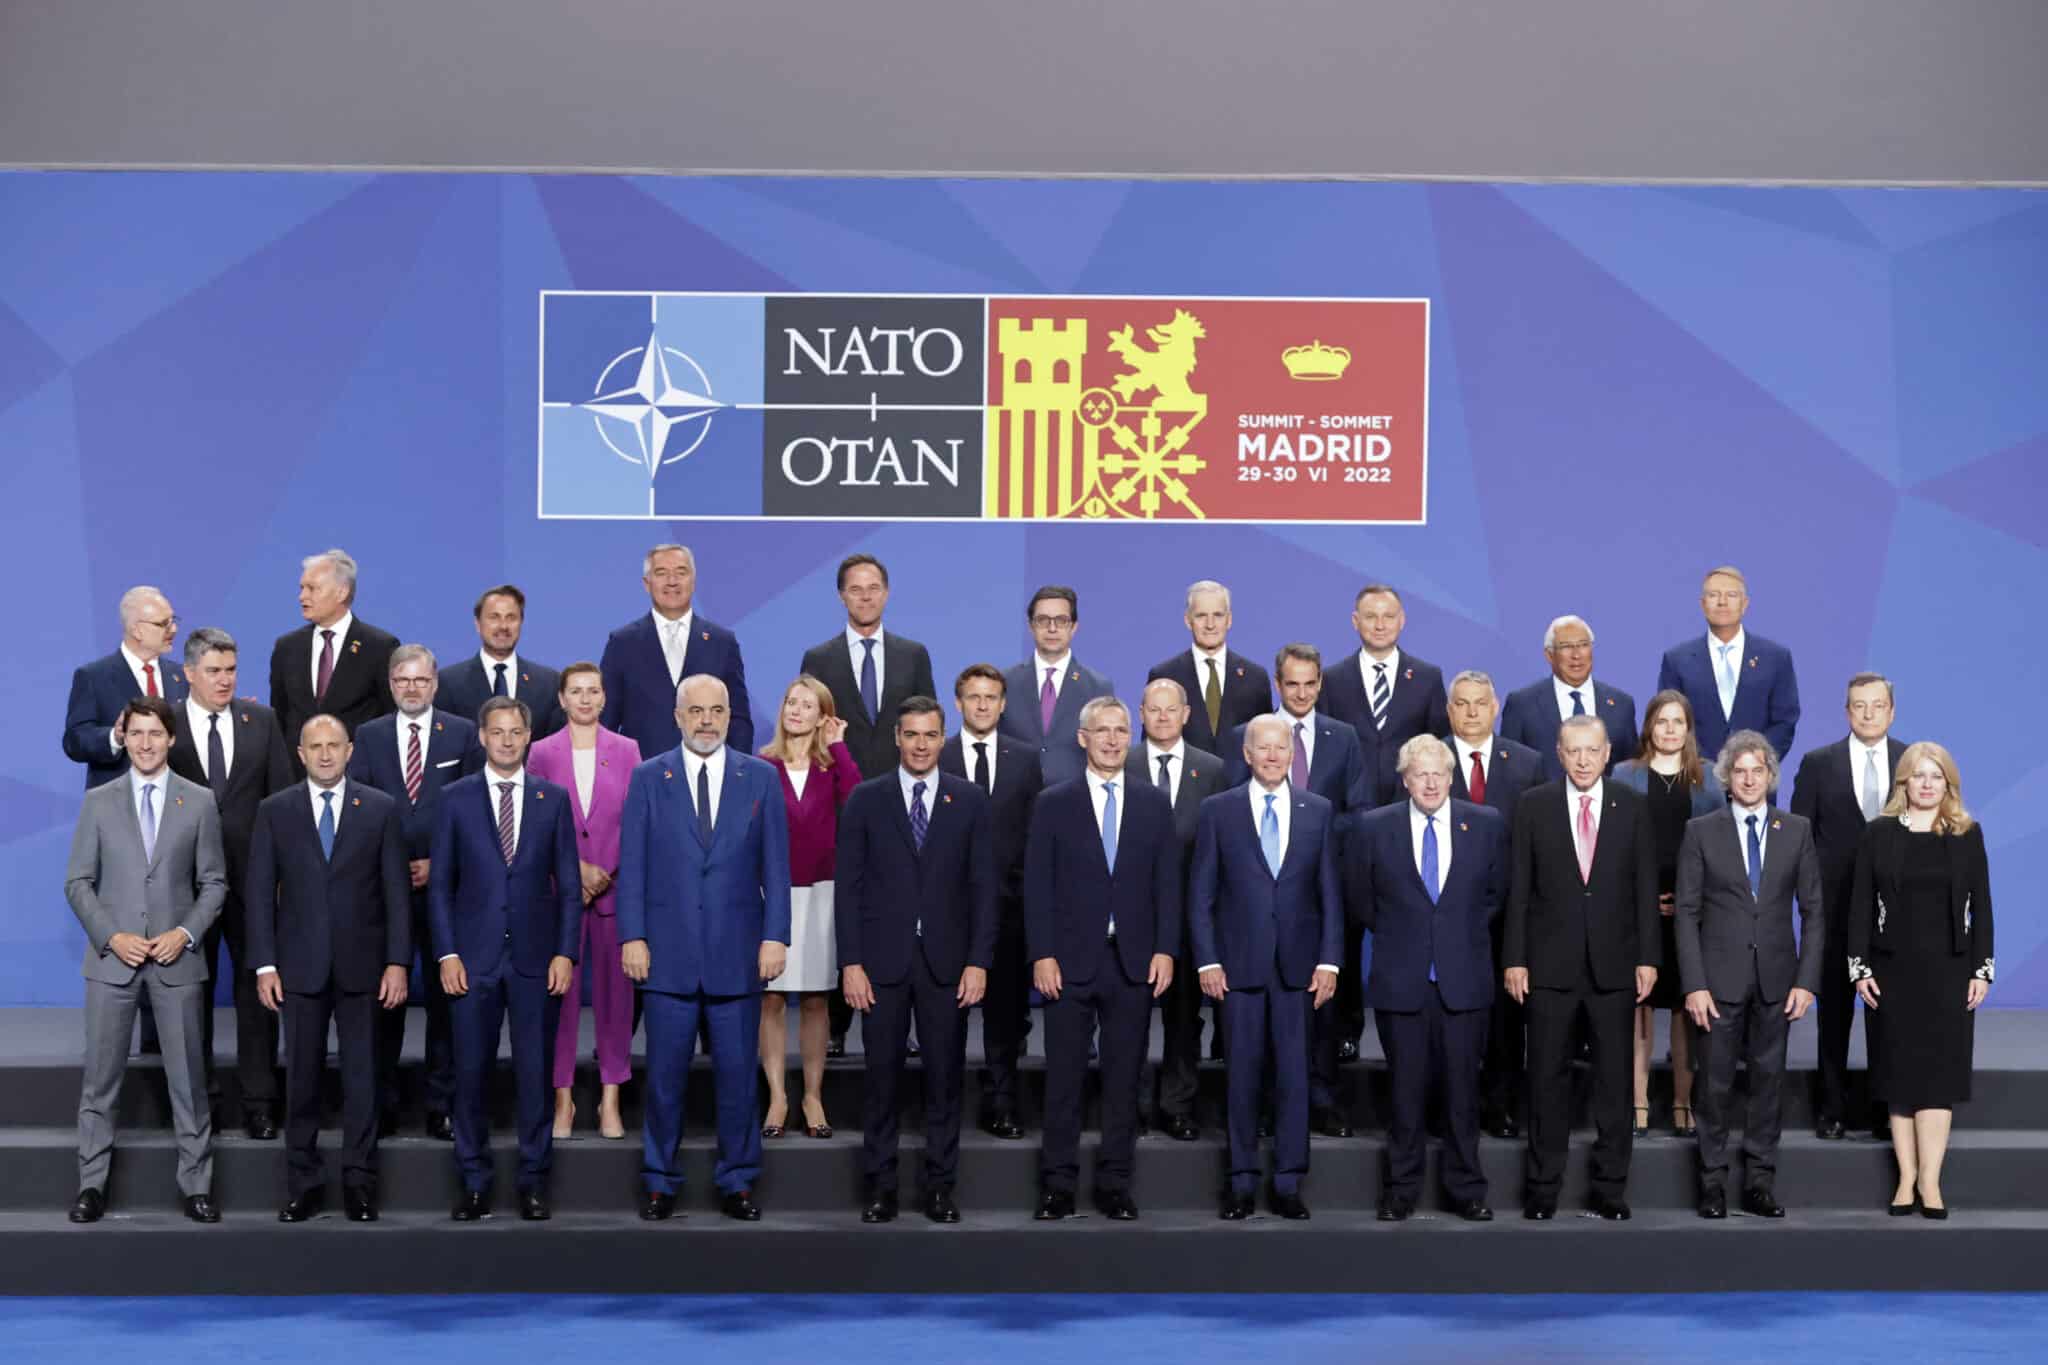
3, 1293, 2042, 1362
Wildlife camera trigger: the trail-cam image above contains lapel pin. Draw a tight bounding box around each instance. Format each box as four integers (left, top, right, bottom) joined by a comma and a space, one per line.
1748, 657, 1759, 669
1771, 818, 1782, 830
174, 795, 184, 807
239, 713, 250, 725
1235, 666, 1245, 678
348, 640, 361, 655
434, 722, 445, 733
521, 672, 531, 684
535, 790, 544, 800
352, 797, 362, 807
1070, 670, 1080, 683
942, 793, 953, 804
1605, 697, 1615, 707
701, 631, 710, 642
663, 770, 674, 780
1497, 748, 1507, 761
1459, 821, 1469, 832
601, 759, 610, 768
1404, 668, 1414, 680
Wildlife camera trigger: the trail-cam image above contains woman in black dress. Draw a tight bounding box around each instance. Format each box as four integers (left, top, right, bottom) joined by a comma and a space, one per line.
1613, 690, 1725, 1137
1849, 741, 1993, 1218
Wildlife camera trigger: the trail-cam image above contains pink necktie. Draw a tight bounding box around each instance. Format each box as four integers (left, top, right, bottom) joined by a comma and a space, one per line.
315, 629, 336, 700
1290, 721, 1309, 788
1576, 793, 1596, 882
1039, 668, 1057, 732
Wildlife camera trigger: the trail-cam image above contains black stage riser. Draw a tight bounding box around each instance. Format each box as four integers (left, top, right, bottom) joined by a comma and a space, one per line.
7, 1128, 2040, 1215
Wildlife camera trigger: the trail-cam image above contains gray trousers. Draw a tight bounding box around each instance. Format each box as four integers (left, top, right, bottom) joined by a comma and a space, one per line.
79, 971, 213, 1197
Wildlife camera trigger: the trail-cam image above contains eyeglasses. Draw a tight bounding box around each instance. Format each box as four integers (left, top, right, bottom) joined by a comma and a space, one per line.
137, 616, 179, 630
1030, 615, 1074, 629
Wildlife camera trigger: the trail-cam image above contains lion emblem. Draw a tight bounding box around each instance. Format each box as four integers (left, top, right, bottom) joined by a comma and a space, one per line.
1107, 309, 1206, 408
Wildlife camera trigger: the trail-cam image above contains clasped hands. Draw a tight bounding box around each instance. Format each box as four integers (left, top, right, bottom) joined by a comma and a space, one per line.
106, 929, 188, 970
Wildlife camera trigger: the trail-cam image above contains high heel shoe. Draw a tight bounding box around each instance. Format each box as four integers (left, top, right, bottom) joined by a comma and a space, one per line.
801, 1098, 832, 1139
1633, 1106, 1649, 1137
598, 1102, 626, 1141
1889, 1195, 1918, 1216
551, 1100, 575, 1141
761, 1101, 788, 1139
1920, 1193, 1949, 1220
1673, 1105, 1695, 1137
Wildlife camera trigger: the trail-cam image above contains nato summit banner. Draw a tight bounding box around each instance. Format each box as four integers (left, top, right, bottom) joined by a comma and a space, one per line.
540, 293, 1428, 522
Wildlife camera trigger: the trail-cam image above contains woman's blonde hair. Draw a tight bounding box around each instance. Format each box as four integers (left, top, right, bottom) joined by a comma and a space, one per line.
1881, 740, 1974, 834
759, 674, 840, 768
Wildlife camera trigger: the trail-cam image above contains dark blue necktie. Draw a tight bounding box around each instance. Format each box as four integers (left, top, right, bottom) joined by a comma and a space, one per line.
695, 762, 713, 844
910, 780, 929, 851
1570, 689, 1586, 716
859, 638, 878, 721
318, 790, 336, 861
1745, 813, 1762, 897
492, 662, 508, 697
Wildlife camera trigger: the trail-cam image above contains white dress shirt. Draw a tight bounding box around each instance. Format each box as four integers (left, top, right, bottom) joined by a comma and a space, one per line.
1034, 651, 1073, 706
1201, 780, 1338, 974
1733, 797, 1769, 878
309, 611, 355, 695
1409, 800, 1453, 889
1360, 645, 1403, 698
1849, 736, 1891, 815
653, 608, 695, 687
185, 696, 235, 783
1452, 735, 1490, 791
1566, 777, 1605, 866
682, 746, 723, 829
479, 649, 521, 701
1551, 674, 1597, 723
897, 764, 938, 816
572, 746, 597, 812
1145, 738, 1187, 805
1709, 628, 1747, 717
962, 728, 1000, 790
847, 624, 886, 700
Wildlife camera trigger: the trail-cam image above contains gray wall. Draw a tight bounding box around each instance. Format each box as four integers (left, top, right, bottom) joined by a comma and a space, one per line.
3, 0, 2045, 183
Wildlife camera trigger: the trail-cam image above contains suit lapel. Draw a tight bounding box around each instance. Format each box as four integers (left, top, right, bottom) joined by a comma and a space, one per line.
709, 761, 749, 856
1585, 791, 1623, 884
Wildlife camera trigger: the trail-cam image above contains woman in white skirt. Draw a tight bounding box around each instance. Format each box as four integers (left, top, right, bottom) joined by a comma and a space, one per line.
759, 675, 862, 1138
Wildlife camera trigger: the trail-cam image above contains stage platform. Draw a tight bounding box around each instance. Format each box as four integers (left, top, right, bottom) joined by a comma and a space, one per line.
4, 1007, 2045, 1295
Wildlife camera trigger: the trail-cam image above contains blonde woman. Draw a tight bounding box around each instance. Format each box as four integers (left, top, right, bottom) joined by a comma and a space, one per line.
1849, 742, 1992, 1219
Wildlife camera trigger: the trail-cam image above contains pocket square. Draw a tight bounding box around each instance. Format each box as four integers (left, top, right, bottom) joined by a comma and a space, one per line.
436, 759, 460, 768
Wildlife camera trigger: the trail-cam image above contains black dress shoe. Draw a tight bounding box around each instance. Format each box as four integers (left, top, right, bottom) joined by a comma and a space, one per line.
278, 1188, 324, 1223
1219, 1192, 1255, 1221
377, 1112, 399, 1139
1590, 1194, 1632, 1221
1741, 1188, 1786, 1219
861, 1190, 900, 1223
425, 1112, 454, 1142
1453, 1198, 1494, 1222
1921, 1202, 1950, 1221
1093, 1189, 1139, 1221
905, 1038, 919, 1058
980, 1111, 1024, 1140
1337, 1038, 1360, 1063
451, 1190, 491, 1221
520, 1190, 551, 1221
1312, 1108, 1355, 1139
183, 1194, 221, 1224
1256, 1118, 1274, 1140
639, 1191, 676, 1221
68, 1188, 105, 1224
1270, 1190, 1311, 1220
344, 1189, 377, 1222
721, 1189, 763, 1221
1162, 1113, 1199, 1142
1698, 1190, 1728, 1220
924, 1188, 960, 1224
1377, 1196, 1414, 1222
1035, 1190, 1075, 1221
1482, 1114, 1520, 1140
827, 1034, 847, 1059
1816, 1117, 1846, 1140
245, 1110, 279, 1141
1523, 1198, 1556, 1221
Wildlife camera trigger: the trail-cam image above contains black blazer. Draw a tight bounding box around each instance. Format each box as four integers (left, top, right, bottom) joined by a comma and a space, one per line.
346, 709, 486, 863
1673, 806, 1824, 1004
437, 655, 565, 738
1499, 677, 1639, 780
167, 699, 294, 911
1789, 735, 1909, 910
1504, 780, 1661, 992
1847, 818, 1992, 978
940, 731, 1042, 908
1146, 649, 1273, 757
244, 782, 412, 995
834, 771, 996, 987
269, 618, 399, 767
63, 650, 190, 788
1448, 736, 1546, 822
1316, 647, 1451, 807
802, 629, 937, 786
1221, 713, 1372, 813
1022, 776, 1182, 985
1346, 799, 1507, 1013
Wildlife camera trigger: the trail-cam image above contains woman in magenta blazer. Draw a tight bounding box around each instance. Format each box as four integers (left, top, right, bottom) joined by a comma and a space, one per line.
528, 661, 642, 1140
759, 675, 861, 1138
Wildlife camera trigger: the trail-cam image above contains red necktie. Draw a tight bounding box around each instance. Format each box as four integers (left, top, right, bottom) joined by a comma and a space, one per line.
404, 722, 423, 804
1468, 750, 1486, 804
142, 662, 159, 698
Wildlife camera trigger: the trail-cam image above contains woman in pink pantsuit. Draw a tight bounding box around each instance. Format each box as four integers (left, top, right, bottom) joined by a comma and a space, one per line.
528, 662, 641, 1140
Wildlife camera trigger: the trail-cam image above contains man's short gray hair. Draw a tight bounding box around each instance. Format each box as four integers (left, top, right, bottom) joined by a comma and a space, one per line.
1449, 669, 1495, 698
676, 672, 728, 707
118, 585, 169, 630
389, 643, 438, 675
1142, 677, 1188, 708
182, 627, 236, 667
1558, 713, 1610, 746
1397, 734, 1454, 776
1185, 579, 1231, 612
1244, 713, 1291, 749
1078, 695, 1130, 729
644, 543, 695, 576
1543, 614, 1595, 651
302, 548, 359, 604
1714, 729, 1781, 792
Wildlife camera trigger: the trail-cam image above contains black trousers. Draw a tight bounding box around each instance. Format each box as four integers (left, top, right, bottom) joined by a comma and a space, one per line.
375, 891, 453, 1119
862, 961, 967, 1194
1694, 974, 1791, 1196
1480, 922, 1524, 1121
1155, 948, 1206, 1119
202, 900, 279, 1108
1040, 957, 1150, 1195
1376, 986, 1489, 1204
1814, 898, 1866, 1126
283, 983, 379, 1198
1523, 964, 1635, 1202
979, 907, 1030, 1116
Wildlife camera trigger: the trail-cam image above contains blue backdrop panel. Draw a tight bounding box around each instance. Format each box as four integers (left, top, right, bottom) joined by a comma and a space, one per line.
1, 172, 2043, 1004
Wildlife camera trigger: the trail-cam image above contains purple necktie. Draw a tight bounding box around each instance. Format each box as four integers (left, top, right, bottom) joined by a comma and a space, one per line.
1290, 721, 1309, 788
1039, 667, 1057, 733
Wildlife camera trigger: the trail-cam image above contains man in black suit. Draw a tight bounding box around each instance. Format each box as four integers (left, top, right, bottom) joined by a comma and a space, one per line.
1789, 672, 1907, 1141
269, 548, 398, 776
1145, 579, 1272, 758
1317, 583, 1452, 809
1678, 731, 1824, 1219
801, 554, 938, 785
1444, 670, 1546, 1139
437, 585, 564, 738
1128, 678, 1225, 1140
347, 645, 485, 1138
168, 628, 293, 1136
1025, 696, 1180, 1220
1499, 614, 1639, 780
836, 697, 996, 1224
940, 663, 1043, 1138
64, 585, 190, 788
1503, 714, 1660, 1221
246, 714, 413, 1223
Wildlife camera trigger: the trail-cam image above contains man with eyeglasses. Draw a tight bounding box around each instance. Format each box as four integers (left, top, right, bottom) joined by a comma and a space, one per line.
1656, 565, 1801, 765
1500, 615, 1638, 781
64, 585, 190, 789
999, 585, 1116, 786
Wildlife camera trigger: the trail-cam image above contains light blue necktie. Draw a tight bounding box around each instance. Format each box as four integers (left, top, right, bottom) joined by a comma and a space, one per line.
1717, 643, 1738, 718
318, 789, 336, 861
1259, 792, 1282, 877
1422, 814, 1439, 981
1101, 780, 1118, 935
140, 782, 158, 863
1745, 813, 1762, 898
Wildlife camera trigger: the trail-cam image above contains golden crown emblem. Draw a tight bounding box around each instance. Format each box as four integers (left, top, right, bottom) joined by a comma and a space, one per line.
1281, 339, 1351, 381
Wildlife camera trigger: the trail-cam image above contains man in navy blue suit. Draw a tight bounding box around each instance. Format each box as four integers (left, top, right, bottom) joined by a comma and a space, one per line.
1444, 670, 1546, 1140
1025, 696, 1180, 1221
617, 674, 791, 1222
1316, 583, 1452, 809
349, 645, 485, 1139
246, 714, 412, 1223
437, 585, 564, 738
1145, 580, 1273, 758
1191, 715, 1343, 1221
999, 585, 1115, 786
1346, 735, 1506, 1222
429, 697, 582, 1222
1657, 565, 1800, 762
1499, 615, 1638, 780
838, 696, 995, 1224
64, 585, 189, 788
600, 544, 753, 758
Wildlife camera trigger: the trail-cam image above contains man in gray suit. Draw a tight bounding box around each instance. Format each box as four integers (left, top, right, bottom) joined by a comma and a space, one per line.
1675, 729, 1824, 1221
63, 696, 228, 1224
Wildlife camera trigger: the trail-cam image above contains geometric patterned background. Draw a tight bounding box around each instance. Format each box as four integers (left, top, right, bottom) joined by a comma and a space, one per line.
2, 172, 2043, 1003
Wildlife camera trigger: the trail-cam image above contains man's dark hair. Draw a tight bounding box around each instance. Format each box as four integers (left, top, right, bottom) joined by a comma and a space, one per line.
120, 696, 177, 735
476, 696, 533, 731
897, 695, 944, 725
473, 584, 527, 617
954, 663, 1006, 697
836, 554, 889, 591
1026, 585, 1079, 622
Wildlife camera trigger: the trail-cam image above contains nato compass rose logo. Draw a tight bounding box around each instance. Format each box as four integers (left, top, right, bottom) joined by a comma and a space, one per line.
581, 332, 724, 479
